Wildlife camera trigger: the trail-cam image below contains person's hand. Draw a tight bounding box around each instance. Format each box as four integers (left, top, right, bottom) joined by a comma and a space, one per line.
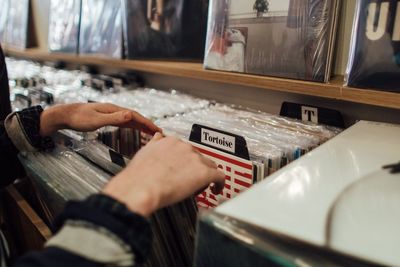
102, 133, 226, 217
39, 103, 161, 136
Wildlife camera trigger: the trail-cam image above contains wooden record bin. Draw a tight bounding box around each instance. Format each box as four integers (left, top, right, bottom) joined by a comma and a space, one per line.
1, 180, 52, 258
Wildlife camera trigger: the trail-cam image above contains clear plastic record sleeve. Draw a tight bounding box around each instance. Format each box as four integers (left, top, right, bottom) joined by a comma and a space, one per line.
48, 0, 81, 53
4, 0, 30, 49
346, 0, 400, 92
122, 0, 209, 59
79, 0, 123, 58
204, 0, 340, 82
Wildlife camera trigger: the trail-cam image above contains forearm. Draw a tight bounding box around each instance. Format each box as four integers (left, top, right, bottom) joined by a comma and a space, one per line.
39, 104, 78, 136
13, 194, 152, 267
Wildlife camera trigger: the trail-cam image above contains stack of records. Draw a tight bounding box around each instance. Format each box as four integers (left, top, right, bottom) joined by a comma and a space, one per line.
204, 0, 340, 82
6, 58, 90, 110
55, 87, 210, 120
79, 0, 123, 58
92, 89, 211, 120
19, 146, 111, 217
48, 0, 82, 53
156, 104, 341, 177
55, 130, 127, 175
122, 0, 209, 59
96, 126, 141, 157
346, 0, 400, 92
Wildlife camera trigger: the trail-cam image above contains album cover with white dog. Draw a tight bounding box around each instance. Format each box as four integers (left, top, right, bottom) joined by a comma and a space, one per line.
204, 0, 340, 82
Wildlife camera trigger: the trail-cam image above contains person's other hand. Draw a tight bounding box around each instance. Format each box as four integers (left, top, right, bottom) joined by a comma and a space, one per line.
102, 133, 226, 217
39, 103, 161, 136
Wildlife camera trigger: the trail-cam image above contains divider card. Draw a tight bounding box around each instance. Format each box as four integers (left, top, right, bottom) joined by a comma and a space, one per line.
189, 124, 253, 209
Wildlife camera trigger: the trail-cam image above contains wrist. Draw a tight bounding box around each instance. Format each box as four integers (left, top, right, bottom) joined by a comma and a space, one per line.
102, 172, 160, 217
39, 105, 68, 136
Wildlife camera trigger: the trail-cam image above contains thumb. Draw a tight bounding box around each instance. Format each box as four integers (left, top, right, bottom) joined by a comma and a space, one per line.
148, 132, 164, 143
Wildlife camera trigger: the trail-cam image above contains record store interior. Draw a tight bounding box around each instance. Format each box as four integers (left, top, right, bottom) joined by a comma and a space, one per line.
0, 0, 400, 266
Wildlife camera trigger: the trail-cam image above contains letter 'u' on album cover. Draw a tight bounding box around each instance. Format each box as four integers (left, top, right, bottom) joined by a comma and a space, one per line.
346, 0, 400, 92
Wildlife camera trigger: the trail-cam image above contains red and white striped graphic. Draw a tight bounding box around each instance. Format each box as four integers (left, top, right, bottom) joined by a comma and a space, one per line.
191, 142, 253, 209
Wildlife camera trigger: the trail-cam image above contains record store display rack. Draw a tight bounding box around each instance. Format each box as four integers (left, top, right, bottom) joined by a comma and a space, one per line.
1, 0, 400, 267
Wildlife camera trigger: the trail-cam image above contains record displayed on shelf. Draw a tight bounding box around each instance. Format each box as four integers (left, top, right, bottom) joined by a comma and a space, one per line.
5, 0, 30, 49
0, 0, 10, 44
79, 0, 123, 58
122, 0, 209, 59
48, 0, 82, 53
204, 0, 340, 82
346, 0, 400, 92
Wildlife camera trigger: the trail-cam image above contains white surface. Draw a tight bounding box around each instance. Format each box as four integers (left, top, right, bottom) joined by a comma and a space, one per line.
216, 121, 400, 265
329, 168, 400, 266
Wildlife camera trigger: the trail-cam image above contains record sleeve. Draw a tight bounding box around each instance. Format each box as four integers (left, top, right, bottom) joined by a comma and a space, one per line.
4, 0, 30, 49
204, 0, 340, 82
48, 0, 81, 53
0, 0, 9, 44
79, 0, 123, 58
122, 0, 209, 59
346, 0, 400, 92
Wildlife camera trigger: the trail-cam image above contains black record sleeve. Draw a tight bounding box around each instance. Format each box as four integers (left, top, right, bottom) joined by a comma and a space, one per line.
346, 0, 400, 92
122, 0, 209, 59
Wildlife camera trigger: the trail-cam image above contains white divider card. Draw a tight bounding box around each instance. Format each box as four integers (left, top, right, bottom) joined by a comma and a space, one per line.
189, 124, 253, 209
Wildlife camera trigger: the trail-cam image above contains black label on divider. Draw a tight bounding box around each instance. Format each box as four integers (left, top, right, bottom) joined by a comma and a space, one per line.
189, 124, 250, 160
280, 102, 345, 128
109, 149, 126, 167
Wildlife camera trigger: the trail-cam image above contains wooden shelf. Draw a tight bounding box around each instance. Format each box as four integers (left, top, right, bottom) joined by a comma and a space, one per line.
5, 47, 400, 110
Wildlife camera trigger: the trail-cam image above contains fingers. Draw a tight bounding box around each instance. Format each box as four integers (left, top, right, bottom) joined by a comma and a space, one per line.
195, 151, 226, 195
152, 132, 164, 142
209, 168, 226, 195
115, 111, 162, 135
146, 132, 166, 146
130, 111, 162, 134
93, 103, 162, 134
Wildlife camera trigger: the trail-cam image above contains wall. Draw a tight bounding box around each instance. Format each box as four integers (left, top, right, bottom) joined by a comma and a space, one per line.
31, 0, 50, 50
229, 0, 290, 19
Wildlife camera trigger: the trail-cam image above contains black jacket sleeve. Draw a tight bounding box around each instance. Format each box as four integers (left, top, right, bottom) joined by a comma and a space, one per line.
0, 44, 12, 121
0, 106, 53, 188
0, 44, 23, 187
13, 194, 152, 267
0, 121, 25, 187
